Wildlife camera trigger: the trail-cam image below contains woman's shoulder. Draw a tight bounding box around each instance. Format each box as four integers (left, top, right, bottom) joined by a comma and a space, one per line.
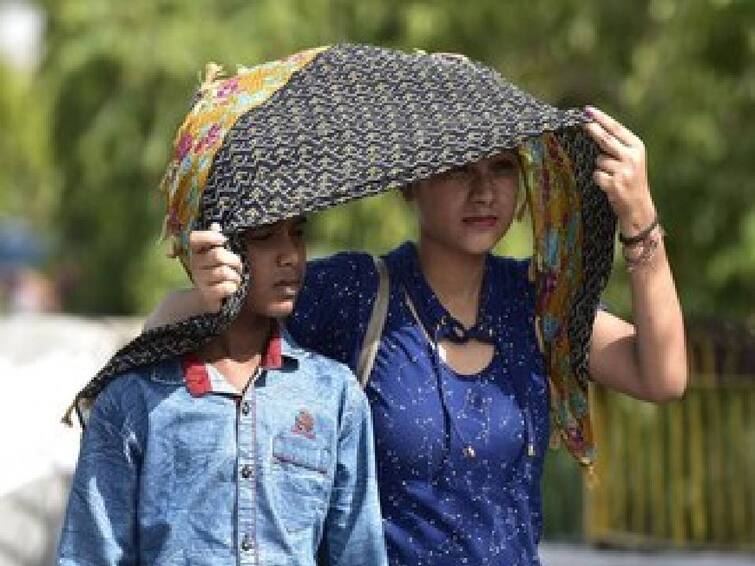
303, 252, 377, 300
305, 242, 417, 281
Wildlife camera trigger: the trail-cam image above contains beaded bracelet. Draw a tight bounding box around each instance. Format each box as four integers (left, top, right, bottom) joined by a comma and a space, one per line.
622, 225, 665, 272
619, 215, 659, 247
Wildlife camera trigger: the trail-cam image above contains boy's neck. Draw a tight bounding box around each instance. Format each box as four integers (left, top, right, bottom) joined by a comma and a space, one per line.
219, 313, 274, 361
199, 313, 275, 392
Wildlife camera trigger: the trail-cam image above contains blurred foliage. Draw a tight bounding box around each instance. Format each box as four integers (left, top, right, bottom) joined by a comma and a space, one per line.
0, 0, 752, 317
0, 62, 57, 232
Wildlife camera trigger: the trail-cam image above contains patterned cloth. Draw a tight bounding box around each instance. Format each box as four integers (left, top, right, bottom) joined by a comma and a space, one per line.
67, 43, 616, 470
518, 133, 594, 463
160, 48, 327, 271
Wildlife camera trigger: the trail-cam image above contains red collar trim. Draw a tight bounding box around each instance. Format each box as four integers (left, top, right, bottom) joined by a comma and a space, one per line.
182, 322, 284, 397
182, 354, 211, 397
262, 324, 283, 370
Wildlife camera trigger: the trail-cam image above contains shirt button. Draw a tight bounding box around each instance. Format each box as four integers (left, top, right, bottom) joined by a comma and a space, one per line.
241, 534, 254, 551
241, 464, 254, 479
241, 401, 251, 416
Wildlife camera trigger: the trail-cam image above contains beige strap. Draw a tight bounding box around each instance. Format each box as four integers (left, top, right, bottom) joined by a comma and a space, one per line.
357, 256, 390, 387
403, 291, 434, 347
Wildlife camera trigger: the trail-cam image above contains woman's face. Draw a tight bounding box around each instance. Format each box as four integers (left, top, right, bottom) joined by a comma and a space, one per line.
409, 151, 520, 255
242, 217, 306, 319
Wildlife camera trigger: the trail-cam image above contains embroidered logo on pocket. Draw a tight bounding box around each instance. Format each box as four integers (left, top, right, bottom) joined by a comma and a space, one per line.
292, 409, 315, 439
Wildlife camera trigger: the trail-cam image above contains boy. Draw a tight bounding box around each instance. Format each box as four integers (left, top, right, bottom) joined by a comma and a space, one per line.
57, 57, 387, 566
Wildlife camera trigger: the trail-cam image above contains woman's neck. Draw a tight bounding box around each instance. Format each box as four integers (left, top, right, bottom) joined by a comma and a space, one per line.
416, 236, 486, 326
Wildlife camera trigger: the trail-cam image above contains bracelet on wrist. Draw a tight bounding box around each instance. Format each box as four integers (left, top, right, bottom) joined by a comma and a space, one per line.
623, 225, 665, 272
619, 215, 659, 247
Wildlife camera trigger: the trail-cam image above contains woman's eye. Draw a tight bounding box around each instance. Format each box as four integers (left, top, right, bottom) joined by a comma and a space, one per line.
493, 159, 516, 174
446, 165, 470, 179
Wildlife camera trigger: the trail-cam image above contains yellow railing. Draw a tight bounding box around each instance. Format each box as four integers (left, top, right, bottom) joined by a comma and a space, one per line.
584, 378, 755, 550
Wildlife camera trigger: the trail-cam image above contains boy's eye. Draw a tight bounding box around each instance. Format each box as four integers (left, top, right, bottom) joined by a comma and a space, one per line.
246, 229, 273, 241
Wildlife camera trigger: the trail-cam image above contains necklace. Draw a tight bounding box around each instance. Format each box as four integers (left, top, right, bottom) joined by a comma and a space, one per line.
396, 243, 536, 462
404, 289, 536, 461
404, 290, 484, 460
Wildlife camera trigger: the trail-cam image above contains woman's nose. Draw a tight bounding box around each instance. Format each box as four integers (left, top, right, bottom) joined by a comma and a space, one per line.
470, 173, 495, 204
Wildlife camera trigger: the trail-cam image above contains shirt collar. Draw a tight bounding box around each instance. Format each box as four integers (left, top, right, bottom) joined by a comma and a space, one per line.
391, 241, 497, 343
180, 321, 304, 397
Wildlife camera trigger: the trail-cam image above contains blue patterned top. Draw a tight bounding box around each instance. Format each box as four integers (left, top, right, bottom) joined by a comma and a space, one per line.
289, 242, 550, 565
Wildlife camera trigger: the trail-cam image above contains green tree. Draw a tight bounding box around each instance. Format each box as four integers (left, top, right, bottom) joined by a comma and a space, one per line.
0, 62, 56, 230
22, 0, 755, 319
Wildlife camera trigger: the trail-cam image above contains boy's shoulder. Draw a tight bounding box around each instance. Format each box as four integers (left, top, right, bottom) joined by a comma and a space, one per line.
283, 332, 362, 391
85, 357, 183, 425
286, 333, 353, 377
293, 346, 370, 423
100, 357, 183, 396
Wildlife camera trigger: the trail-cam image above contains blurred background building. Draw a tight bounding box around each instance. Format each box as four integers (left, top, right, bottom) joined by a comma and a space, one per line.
0, 0, 753, 564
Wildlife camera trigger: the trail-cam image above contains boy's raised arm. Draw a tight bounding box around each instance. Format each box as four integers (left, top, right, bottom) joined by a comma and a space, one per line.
144, 225, 242, 331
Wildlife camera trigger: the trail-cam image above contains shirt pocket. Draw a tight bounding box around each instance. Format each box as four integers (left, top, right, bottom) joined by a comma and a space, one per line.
166, 438, 234, 513
271, 432, 333, 533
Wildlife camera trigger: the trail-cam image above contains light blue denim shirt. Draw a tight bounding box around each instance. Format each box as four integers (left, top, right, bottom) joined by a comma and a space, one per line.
57, 330, 387, 566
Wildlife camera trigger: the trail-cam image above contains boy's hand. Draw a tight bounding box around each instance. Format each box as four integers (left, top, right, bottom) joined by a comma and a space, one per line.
189, 223, 243, 312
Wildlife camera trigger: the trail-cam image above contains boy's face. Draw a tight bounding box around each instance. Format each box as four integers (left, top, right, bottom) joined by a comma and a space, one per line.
242, 217, 306, 319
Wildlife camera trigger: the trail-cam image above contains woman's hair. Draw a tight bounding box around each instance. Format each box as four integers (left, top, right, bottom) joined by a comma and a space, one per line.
398, 150, 530, 221
514, 151, 530, 222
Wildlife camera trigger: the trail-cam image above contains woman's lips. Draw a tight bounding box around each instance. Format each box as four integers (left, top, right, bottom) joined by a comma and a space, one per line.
462, 215, 498, 229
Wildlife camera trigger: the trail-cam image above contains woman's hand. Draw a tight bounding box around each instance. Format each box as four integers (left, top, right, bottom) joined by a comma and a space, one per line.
583, 107, 688, 402
189, 223, 243, 312
583, 106, 657, 236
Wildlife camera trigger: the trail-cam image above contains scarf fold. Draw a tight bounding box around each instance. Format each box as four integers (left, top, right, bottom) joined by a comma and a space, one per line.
518, 132, 596, 469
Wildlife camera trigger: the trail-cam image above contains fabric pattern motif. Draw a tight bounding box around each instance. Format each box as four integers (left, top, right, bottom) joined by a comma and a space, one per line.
160, 47, 326, 270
